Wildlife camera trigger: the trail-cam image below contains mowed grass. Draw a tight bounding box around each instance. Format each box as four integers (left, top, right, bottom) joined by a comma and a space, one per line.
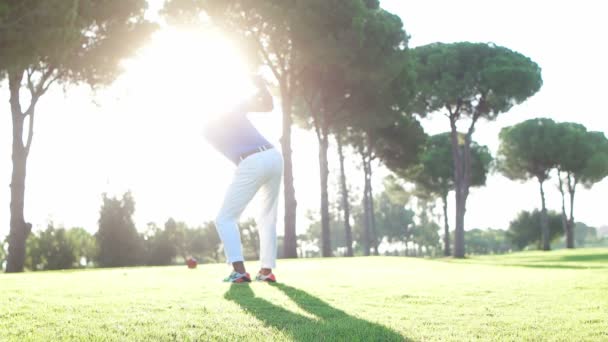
1, 249, 607, 341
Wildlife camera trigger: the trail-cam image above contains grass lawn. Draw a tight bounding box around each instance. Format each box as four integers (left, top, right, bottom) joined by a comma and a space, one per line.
1, 248, 607, 341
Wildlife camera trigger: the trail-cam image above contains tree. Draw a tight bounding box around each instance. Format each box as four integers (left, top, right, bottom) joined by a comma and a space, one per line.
38, 228, 75, 270
336, 134, 354, 256
295, 3, 411, 258
359, 112, 424, 256
555, 123, 608, 248
305, 211, 347, 257
184, 222, 221, 263
412, 42, 542, 258
1, 0, 156, 272
164, 0, 300, 258
374, 191, 416, 253
65, 227, 97, 267
96, 192, 143, 267
340, 104, 424, 258
498, 118, 562, 251
343, 49, 420, 258
134, 219, 187, 266
143, 223, 176, 266
411, 212, 441, 257
465, 229, 512, 255
507, 210, 563, 250
294, 0, 367, 258
24, 225, 77, 270
164, 218, 188, 260
385, 132, 492, 256
574, 222, 598, 247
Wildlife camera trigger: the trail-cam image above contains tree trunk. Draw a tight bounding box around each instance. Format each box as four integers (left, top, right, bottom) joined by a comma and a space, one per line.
337, 134, 353, 257
441, 193, 450, 257
318, 120, 332, 257
539, 178, 550, 251
557, 170, 572, 248
449, 120, 467, 258
366, 153, 379, 256
6, 70, 30, 273
364, 136, 379, 255
566, 173, 576, 249
360, 144, 379, 256
361, 150, 371, 256
280, 87, 298, 258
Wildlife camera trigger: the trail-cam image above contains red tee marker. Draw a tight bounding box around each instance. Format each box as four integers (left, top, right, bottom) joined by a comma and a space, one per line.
186, 257, 198, 269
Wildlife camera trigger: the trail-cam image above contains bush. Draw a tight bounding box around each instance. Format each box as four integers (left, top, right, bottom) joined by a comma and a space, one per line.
96, 192, 143, 267
26, 226, 77, 270
465, 228, 512, 255
507, 210, 563, 250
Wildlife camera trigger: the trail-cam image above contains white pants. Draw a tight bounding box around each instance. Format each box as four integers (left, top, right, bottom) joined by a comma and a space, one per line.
215, 148, 283, 269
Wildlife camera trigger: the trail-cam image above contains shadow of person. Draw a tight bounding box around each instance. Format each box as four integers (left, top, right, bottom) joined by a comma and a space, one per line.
225, 283, 408, 342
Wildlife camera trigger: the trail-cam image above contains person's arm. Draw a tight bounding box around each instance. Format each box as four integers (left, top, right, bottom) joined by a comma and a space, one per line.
246, 75, 274, 112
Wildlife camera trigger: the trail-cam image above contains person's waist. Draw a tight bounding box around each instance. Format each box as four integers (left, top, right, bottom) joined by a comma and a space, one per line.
239, 144, 274, 162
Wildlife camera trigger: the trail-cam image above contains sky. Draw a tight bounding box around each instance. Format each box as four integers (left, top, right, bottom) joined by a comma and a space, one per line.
1, 0, 607, 240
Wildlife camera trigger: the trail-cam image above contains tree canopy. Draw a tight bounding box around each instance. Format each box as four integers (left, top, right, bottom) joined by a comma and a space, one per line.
554, 123, 608, 188
465, 229, 512, 255
291, 2, 414, 257
412, 42, 543, 121
507, 210, 563, 250
395, 132, 493, 199
374, 191, 416, 245
498, 118, 562, 250
411, 41, 543, 257
387, 132, 492, 256
97, 192, 142, 267
0, 0, 155, 84
498, 118, 561, 182
553, 122, 608, 247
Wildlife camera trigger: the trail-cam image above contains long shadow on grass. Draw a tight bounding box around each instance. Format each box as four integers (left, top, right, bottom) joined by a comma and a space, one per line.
500, 263, 607, 269
557, 252, 608, 263
225, 283, 408, 341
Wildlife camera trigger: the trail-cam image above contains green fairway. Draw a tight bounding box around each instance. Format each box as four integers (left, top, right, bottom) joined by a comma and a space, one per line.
1, 249, 607, 341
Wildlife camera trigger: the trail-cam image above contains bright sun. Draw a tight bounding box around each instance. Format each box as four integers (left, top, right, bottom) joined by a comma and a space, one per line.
123, 27, 255, 125
92, 26, 273, 225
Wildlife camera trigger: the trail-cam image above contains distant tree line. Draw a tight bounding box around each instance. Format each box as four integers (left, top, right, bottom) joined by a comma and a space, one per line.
0, 190, 605, 271
301, 174, 606, 258
0, 192, 255, 271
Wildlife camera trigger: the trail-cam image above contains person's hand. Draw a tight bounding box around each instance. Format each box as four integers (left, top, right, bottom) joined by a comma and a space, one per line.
247, 75, 273, 112
251, 75, 267, 89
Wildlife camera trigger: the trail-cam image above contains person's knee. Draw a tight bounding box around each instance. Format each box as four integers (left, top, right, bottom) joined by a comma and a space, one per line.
215, 212, 235, 231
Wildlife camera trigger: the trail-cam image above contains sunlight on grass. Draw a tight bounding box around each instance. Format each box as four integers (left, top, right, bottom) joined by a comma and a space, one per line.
444, 248, 608, 269
1, 249, 607, 341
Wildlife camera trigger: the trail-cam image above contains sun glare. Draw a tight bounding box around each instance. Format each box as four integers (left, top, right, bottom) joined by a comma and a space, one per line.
88, 27, 265, 226
123, 27, 254, 124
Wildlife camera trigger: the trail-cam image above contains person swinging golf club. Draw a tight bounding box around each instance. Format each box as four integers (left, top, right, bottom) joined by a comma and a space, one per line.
203, 75, 282, 283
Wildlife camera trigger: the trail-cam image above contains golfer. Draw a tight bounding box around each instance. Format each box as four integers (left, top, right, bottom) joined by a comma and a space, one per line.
203, 75, 282, 283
